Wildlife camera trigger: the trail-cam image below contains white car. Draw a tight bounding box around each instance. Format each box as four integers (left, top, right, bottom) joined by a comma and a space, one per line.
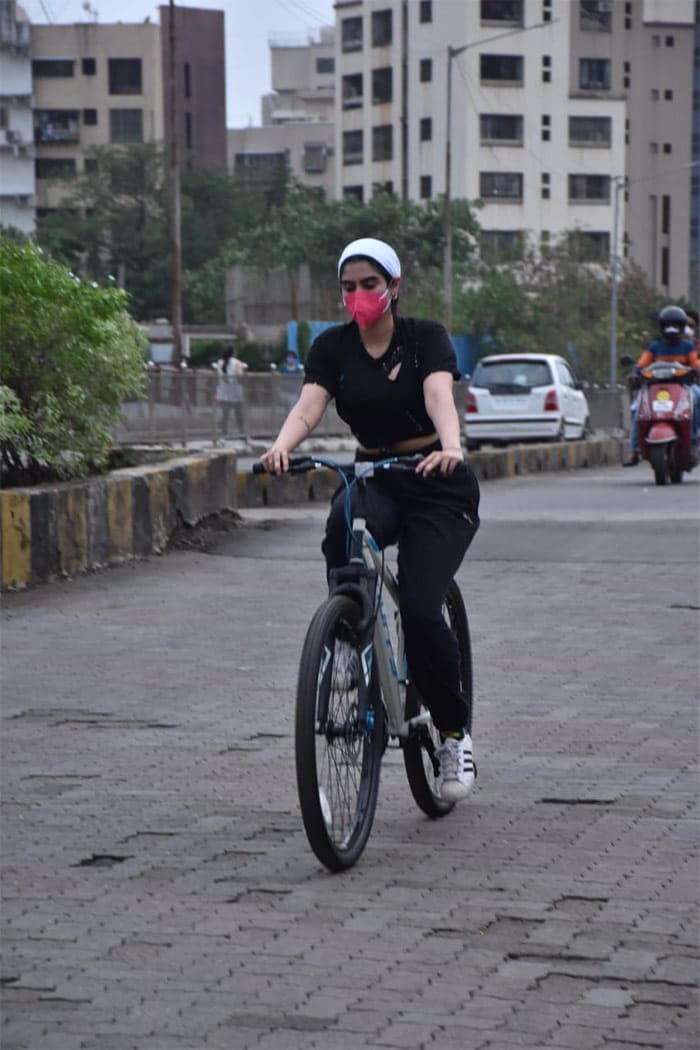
463, 353, 591, 449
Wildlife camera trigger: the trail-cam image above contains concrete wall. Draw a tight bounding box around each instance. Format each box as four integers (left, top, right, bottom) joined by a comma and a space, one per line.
1, 437, 625, 590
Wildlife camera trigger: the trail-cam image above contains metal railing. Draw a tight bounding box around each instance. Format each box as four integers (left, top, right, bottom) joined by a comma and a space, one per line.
113, 370, 349, 446
113, 370, 628, 446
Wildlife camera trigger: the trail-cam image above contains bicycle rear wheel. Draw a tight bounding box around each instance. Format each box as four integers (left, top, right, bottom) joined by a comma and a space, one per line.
295, 594, 385, 871
403, 579, 473, 818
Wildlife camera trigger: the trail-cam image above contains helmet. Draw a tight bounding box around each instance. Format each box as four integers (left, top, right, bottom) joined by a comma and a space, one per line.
658, 305, 687, 343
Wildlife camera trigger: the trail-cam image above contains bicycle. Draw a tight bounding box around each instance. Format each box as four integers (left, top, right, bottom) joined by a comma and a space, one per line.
253, 454, 473, 872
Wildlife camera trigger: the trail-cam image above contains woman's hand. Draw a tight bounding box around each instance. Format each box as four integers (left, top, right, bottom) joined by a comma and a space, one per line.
415, 446, 465, 477
260, 444, 291, 475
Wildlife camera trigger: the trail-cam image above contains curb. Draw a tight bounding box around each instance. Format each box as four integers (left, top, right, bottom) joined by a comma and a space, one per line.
0, 437, 624, 590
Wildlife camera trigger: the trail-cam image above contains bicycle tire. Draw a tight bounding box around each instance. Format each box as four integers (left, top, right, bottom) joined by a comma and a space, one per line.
295, 594, 385, 871
402, 579, 473, 818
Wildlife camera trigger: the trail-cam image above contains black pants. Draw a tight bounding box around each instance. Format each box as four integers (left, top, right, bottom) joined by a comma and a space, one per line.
322, 465, 480, 733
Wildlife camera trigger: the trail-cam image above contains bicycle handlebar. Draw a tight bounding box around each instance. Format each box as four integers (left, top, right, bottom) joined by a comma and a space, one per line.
252, 454, 429, 478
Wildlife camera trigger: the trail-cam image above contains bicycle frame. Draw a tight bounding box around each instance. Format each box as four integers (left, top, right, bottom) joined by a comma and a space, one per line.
331, 468, 432, 741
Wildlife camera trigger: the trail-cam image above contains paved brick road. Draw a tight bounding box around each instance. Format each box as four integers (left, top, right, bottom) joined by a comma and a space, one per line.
1, 469, 698, 1050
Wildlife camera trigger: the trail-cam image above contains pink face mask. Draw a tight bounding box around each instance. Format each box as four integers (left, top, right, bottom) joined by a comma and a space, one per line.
343, 286, 392, 328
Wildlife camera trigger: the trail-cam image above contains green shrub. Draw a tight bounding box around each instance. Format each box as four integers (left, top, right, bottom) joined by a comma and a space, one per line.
0, 238, 147, 484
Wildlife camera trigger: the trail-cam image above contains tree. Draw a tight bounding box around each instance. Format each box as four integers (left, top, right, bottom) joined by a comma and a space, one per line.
455, 232, 668, 384
36, 144, 170, 320
0, 238, 147, 484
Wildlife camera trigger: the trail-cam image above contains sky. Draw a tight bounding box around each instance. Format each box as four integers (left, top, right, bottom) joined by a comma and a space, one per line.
19, 0, 337, 127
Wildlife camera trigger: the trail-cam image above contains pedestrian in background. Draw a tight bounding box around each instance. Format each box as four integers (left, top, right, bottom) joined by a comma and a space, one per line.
213, 346, 247, 438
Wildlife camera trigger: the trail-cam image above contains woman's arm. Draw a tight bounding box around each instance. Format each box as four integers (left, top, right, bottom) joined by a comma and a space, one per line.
260, 382, 330, 474
418, 370, 464, 476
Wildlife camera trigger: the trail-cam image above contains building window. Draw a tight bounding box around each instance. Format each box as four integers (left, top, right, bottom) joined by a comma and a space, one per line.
185, 112, 192, 149
372, 124, 393, 162
420, 117, 432, 141
83, 108, 98, 126
342, 73, 363, 109
480, 113, 523, 144
109, 108, 143, 143
623, 61, 630, 89
480, 172, 523, 200
543, 0, 552, 21
316, 56, 334, 73
420, 175, 432, 199
341, 16, 362, 52
419, 1, 432, 23
665, 36, 674, 47
568, 174, 610, 202
541, 114, 550, 141
84, 157, 98, 174
541, 172, 550, 199
343, 185, 364, 202
372, 9, 392, 46
32, 59, 74, 77
542, 55, 551, 83
235, 152, 287, 182
82, 57, 96, 75
480, 54, 524, 85
481, 0, 523, 23
35, 157, 76, 178
661, 245, 669, 286
480, 229, 524, 261
108, 58, 142, 95
378, 180, 394, 195
661, 195, 671, 235
372, 67, 393, 104
580, 1, 612, 31
567, 230, 610, 260
568, 115, 611, 146
303, 142, 327, 173
419, 58, 432, 82
343, 129, 363, 165
664, 89, 673, 100
663, 142, 672, 154
579, 58, 610, 90
34, 109, 80, 144
184, 62, 191, 99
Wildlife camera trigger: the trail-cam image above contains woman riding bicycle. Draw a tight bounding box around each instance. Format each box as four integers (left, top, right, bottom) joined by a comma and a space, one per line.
260, 237, 480, 802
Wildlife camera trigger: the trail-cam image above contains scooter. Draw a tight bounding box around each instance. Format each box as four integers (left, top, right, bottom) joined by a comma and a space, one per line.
621, 355, 697, 485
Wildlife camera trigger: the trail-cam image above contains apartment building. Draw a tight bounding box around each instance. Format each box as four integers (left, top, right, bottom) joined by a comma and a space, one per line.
333, 0, 696, 299
30, 6, 225, 211
227, 28, 335, 198
0, 0, 35, 234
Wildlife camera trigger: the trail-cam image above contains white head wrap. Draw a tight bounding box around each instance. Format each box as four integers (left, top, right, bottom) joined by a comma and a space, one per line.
337, 238, 401, 280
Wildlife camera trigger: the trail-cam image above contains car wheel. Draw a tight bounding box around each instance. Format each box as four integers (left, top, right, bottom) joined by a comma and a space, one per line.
580, 417, 592, 440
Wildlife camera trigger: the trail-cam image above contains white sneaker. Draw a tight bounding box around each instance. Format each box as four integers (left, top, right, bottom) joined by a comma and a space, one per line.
437, 734, 476, 802
332, 640, 359, 689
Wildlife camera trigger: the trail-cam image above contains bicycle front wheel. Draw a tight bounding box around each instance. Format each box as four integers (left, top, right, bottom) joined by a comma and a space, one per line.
403, 578, 473, 818
295, 594, 385, 871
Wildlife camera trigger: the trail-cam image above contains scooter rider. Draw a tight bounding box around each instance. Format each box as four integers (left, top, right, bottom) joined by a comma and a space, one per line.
623, 305, 700, 466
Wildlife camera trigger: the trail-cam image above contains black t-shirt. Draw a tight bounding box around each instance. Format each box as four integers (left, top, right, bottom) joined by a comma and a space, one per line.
303, 316, 459, 448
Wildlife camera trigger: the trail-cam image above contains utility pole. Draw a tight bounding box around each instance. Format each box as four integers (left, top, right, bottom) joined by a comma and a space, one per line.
609, 175, 626, 390
442, 44, 467, 334
168, 0, 183, 368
